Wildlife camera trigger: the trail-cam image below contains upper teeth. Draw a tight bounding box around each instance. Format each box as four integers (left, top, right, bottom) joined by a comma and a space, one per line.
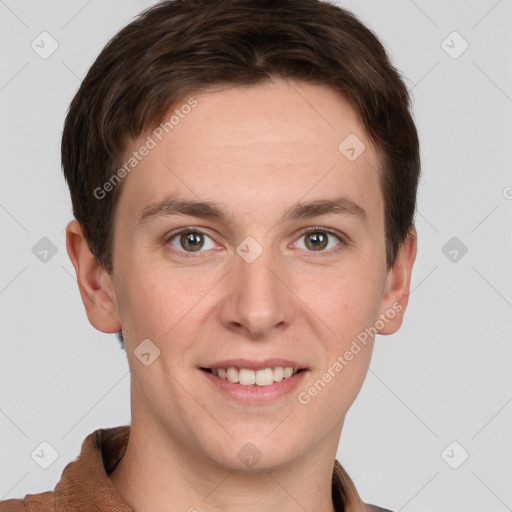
212, 367, 298, 386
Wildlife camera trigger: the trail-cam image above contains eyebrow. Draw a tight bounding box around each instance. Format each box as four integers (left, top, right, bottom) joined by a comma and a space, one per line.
136, 195, 368, 226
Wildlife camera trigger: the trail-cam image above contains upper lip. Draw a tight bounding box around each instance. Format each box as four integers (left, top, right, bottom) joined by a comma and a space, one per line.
201, 359, 307, 371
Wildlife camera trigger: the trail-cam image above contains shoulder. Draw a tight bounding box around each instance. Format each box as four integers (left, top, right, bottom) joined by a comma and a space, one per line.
0, 426, 129, 512
366, 504, 395, 512
0, 491, 55, 512
0, 499, 26, 512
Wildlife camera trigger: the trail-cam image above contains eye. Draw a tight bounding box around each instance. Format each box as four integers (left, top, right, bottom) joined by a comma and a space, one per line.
165, 227, 345, 258
293, 228, 344, 253
167, 229, 217, 255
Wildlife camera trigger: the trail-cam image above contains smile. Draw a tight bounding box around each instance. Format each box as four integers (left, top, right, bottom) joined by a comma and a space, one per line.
200, 365, 308, 404
201, 366, 303, 386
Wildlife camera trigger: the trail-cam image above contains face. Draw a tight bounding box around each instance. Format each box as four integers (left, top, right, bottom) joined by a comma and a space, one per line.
69, 79, 416, 472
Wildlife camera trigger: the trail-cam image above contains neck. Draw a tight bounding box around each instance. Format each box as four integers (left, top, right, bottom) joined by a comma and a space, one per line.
109, 420, 339, 512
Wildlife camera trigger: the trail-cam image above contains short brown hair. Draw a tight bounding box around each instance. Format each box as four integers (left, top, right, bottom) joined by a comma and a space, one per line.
62, 0, 420, 278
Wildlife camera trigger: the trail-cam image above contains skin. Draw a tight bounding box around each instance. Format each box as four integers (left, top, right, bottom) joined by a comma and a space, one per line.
66, 78, 417, 512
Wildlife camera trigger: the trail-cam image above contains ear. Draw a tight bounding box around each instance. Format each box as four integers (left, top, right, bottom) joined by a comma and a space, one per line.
65, 220, 121, 333
377, 227, 417, 335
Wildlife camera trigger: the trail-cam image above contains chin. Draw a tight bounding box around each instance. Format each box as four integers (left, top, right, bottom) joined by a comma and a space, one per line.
204, 430, 305, 473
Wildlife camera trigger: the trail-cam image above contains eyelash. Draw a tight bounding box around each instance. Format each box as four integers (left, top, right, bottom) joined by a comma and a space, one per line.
164, 227, 346, 259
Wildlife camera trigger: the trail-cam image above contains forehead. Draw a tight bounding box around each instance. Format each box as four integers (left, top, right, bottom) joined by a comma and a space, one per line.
116, 79, 383, 227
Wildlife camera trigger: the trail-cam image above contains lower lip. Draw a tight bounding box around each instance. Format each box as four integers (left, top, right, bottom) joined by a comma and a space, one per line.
200, 369, 308, 404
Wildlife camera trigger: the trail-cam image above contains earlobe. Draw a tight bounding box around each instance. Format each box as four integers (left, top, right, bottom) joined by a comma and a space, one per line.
65, 220, 121, 333
377, 227, 417, 335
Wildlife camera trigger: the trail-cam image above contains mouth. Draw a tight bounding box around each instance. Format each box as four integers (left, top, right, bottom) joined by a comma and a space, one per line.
200, 366, 306, 387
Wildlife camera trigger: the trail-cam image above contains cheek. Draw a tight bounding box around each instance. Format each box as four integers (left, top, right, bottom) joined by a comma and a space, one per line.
315, 288, 378, 407
309, 267, 384, 337
118, 262, 216, 346
112, 258, 174, 342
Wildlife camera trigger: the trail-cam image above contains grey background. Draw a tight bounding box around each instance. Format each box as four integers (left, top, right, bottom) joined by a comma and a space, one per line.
1, 1, 511, 510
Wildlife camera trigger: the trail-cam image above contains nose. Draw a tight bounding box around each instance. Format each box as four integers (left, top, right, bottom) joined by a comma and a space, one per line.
219, 246, 293, 339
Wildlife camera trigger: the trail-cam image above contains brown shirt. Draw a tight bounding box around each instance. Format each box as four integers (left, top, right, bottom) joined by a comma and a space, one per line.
0, 426, 393, 512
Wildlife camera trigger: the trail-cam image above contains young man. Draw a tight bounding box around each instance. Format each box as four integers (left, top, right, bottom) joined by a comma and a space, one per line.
0, 1, 419, 511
